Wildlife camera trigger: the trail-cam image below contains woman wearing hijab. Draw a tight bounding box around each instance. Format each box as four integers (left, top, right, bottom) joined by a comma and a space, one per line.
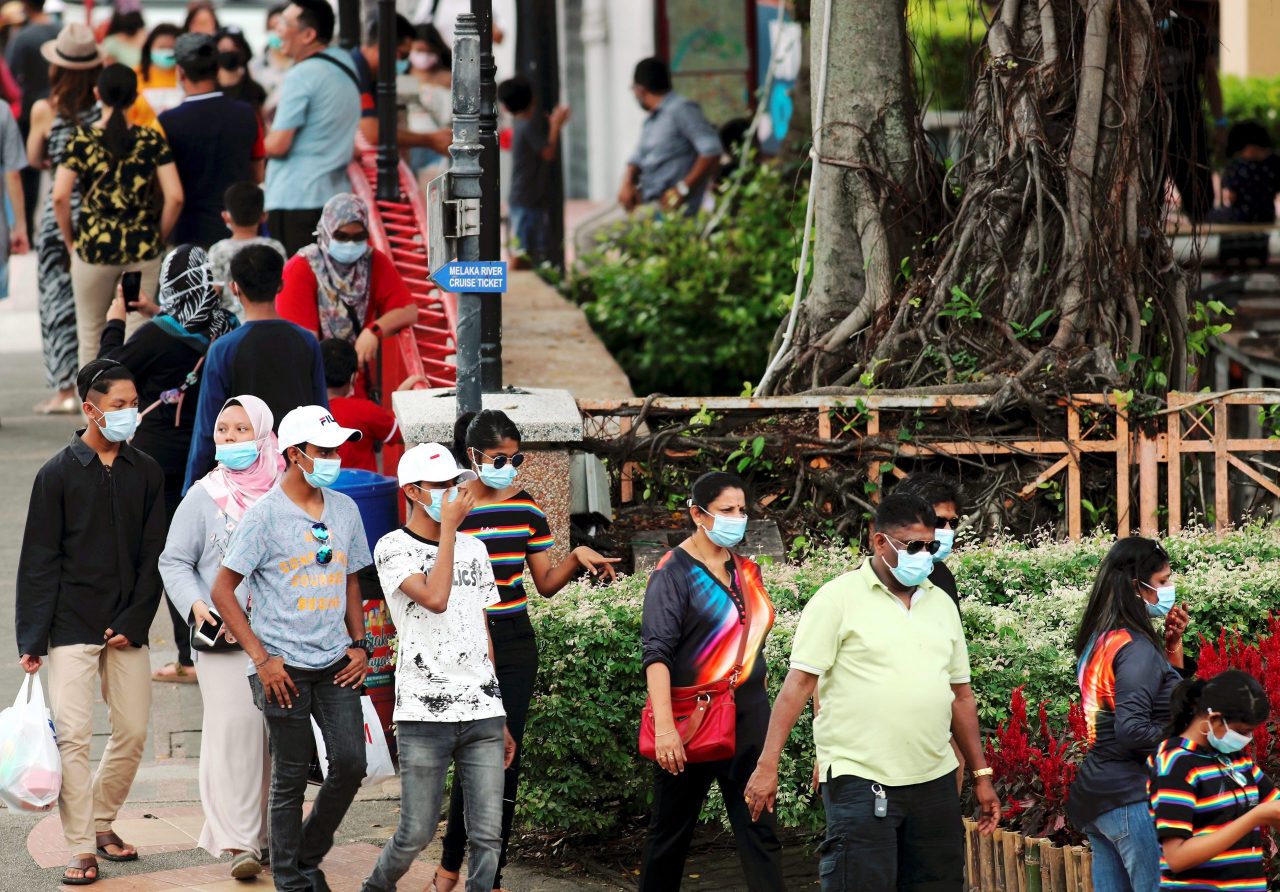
159, 395, 282, 883
98, 243, 237, 682
276, 193, 416, 397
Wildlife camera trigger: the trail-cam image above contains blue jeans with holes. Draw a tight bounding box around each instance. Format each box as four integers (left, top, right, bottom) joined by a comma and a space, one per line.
249, 657, 366, 892
1084, 800, 1161, 892
360, 716, 506, 892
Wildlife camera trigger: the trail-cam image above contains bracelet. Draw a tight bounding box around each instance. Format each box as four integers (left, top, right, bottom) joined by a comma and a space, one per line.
253, 655, 271, 669
972, 767, 994, 778
655, 729, 678, 738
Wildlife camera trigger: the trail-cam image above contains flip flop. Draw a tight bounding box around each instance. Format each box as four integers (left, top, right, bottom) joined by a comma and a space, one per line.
151, 661, 198, 684
34, 395, 77, 415
430, 867, 460, 892
95, 830, 138, 862
63, 855, 99, 885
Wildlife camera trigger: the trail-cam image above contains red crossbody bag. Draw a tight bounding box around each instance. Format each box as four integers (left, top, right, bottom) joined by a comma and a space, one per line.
639, 556, 751, 764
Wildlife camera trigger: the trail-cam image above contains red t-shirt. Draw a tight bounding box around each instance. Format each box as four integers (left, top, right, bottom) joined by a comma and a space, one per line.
276, 248, 413, 339
330, 395, 401, 472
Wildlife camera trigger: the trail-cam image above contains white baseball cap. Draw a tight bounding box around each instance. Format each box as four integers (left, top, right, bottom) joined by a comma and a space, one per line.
278, 405, 363, 449
398, 442, 478, 488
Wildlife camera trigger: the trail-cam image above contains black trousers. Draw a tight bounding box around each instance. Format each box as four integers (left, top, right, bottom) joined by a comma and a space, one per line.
267, 207, 325, 258
440, 611, 538, 888
818, 770, 963, 892
638, 695, 785, 892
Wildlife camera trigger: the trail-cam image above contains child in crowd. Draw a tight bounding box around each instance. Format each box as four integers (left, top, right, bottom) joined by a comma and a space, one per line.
496, 75, 568, 267
358, 443, 514, 892
207, 181, 286, 312
1209, 121, 1280, 224
1150, 669, 1280, 890
320, 337, 423, 473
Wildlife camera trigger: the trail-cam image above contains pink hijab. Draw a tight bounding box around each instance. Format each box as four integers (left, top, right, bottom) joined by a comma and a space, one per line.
198, 395, 285, 522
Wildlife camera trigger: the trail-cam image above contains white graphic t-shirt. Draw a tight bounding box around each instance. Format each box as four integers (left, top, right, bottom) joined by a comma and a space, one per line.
375, 527, 505, 723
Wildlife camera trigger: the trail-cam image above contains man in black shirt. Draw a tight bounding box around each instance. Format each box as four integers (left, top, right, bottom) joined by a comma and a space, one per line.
17, 358, 167, 886
183, 244, 327, 490
160, 33, 265, 248
6, 0, 59, 234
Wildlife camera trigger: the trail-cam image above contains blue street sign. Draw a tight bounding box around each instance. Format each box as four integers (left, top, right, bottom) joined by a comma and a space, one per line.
430, 261, 508, 293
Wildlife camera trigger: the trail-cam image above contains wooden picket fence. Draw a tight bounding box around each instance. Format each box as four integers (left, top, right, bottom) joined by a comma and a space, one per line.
963, 819, 1092, 892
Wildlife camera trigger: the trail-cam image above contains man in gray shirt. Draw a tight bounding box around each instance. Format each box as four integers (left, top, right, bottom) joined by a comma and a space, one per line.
618, 57, 721, 217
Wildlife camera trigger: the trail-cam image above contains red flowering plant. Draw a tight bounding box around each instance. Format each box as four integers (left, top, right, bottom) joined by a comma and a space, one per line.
975, 686, 1090, 845
1196, 614, 1280, 784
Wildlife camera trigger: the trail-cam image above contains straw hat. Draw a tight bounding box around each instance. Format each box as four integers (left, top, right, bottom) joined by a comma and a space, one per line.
41, 23, 106, 71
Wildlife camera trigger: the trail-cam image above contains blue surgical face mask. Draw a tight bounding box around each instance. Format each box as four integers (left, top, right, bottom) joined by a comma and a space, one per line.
882, 535, 934, 588
267, 33, 284, 51
396, 57, 411, 75
1206, 711, 1253, 754
328, 240, 368, 264
300, 452, 341, 488
695, 505, 747, 549
216, 440, 259, 471
933, 527, 955, 562
477, 461, 517, 489
90, 406, 140, 443
422, 485, 458, 522
152, 49, 176, 69
1142, 581, 1176, 618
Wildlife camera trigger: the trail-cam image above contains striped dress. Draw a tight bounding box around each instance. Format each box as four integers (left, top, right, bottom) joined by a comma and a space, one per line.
36, 103, 101, 391
457, 490, 555, 615
1149, 736, 1276, 890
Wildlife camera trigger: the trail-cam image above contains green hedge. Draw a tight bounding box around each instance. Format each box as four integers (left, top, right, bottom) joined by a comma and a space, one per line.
1222, 75, 1280, 143
909, 0, 985, 111
518, 526, 1280, 836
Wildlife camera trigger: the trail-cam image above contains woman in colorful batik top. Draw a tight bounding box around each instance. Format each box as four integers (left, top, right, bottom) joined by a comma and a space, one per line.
1066, 537, 1195, 892
637, 471, 784, 892
1150, 670, 1280, 891
430, 409, 618, 892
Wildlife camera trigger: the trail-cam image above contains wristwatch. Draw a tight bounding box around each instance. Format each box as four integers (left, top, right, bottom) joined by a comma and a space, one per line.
972, 767, 994, 779
675, 181, 690, 198
369, 322, 384, 339
351, 637, 374, 658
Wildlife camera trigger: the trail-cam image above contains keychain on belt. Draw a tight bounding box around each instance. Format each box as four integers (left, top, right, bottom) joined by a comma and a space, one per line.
873, 783, 888, 818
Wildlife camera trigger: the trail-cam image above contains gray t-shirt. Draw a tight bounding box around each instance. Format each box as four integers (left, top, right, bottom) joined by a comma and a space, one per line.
375, 528, 505, 723
222, 484, 372, 670
508, 115, 548, 210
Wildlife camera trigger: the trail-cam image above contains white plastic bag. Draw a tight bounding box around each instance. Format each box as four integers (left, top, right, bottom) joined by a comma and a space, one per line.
311, 695, 395, 787
0, 673, 61, 811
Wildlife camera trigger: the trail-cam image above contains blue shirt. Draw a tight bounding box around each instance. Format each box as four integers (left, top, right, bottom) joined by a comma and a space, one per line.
222, 485, 372, 670
264, 47, 361, 211
628, 92, 721, 207
182, 319, 328, 492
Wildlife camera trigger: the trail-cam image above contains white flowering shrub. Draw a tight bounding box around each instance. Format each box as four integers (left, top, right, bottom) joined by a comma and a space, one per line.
518, 526, 1280, 835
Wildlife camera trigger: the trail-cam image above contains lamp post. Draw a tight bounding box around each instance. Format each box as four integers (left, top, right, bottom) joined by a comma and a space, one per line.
516, 0, 564, 269
375, 0, 399, 201
450, 15, 484, 415
473, 0, 502, 392
337, 0, 360, 50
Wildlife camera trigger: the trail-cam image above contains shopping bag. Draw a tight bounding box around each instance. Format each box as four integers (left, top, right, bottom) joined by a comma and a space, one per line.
310, 695, 396, 787
0, 673, 61, 811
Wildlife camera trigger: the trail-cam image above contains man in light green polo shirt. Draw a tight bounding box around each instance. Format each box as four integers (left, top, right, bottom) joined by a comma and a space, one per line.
743, 493, 1000, 891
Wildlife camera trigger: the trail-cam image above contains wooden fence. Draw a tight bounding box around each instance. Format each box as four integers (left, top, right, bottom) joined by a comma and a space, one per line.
963, 820, 1092, 892
577, 390, 1280, 538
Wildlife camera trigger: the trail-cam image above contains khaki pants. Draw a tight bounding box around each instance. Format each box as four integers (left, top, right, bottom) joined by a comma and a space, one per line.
71, 253, 163, 370
46, 644, 152, 855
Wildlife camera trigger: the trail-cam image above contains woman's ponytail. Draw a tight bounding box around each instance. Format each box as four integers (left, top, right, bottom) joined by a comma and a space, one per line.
452, 411, 477, 465
1164, 677, 1207, 739
96, 64, 138, 160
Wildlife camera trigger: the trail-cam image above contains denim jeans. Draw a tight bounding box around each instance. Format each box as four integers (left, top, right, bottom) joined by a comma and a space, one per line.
361, 716, 506, 892
818, 771, 963, 892
1084, 800, 1161, 892
508, 204, 549, 260
250, 657, 366, 892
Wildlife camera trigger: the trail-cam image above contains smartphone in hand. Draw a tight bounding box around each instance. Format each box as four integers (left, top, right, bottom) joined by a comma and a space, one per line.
193, 608, 224, 647
121, 271, 142, 310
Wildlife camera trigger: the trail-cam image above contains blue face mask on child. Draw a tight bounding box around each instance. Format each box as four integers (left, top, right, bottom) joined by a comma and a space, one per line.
1206, 710, 1253, 754
300, 452, 341, 489
423, 485, 458, 522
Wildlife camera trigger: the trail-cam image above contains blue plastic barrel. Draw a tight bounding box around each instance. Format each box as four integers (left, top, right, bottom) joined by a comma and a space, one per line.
331, 468, 399, 551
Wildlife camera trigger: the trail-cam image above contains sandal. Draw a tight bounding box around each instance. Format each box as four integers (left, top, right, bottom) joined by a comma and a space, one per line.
430, 867, 460, 892
95, 830, 138, 862
151, 661, 198, 684
63, 855, 99, 885
34, 394, 77, 415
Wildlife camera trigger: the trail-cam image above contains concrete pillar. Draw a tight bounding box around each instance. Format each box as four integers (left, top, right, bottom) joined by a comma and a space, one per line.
393, 387, 582, 565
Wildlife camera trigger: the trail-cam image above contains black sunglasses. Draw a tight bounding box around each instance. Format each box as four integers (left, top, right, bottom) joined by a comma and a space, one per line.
311, 522, 333, 566
473, 448, 524, 470
936, 516, 961, 530
885, 533, 941, 556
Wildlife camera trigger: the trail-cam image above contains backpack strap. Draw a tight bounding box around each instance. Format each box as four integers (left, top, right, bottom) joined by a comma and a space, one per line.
305, 50, 362, 94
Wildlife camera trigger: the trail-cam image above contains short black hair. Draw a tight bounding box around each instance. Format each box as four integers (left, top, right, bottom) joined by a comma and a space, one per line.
291, 0, 335, 44
896, 473, 962, 511
229, 243, 285, 303
224, 181, 264, 227
77, 358, 134, 403
364, 11, 414, 47
23, 0, 45, 12
497, 76, 533, 115
1227, 120, 1273, 157
874, 493, 936, 534
176, 39, 218, 82
321, 338, 358, 389
633, 57, 672, 94
691, 470, 747, 511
